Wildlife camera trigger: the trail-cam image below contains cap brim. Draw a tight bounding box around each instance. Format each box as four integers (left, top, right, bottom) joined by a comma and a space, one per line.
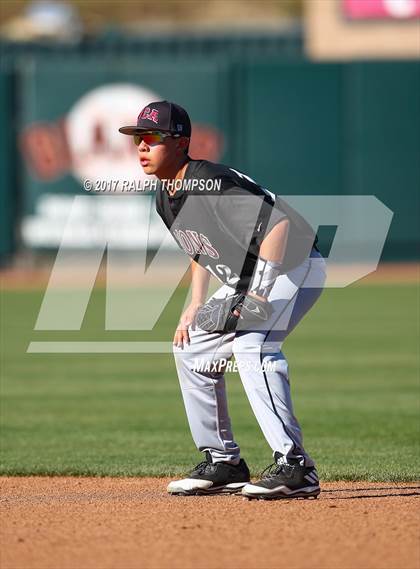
119, 126, 144, 135
118, 126, 174, 135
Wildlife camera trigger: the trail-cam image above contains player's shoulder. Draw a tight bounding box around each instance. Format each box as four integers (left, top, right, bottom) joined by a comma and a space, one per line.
187, 159, 235, 182
186, 159, 268, 197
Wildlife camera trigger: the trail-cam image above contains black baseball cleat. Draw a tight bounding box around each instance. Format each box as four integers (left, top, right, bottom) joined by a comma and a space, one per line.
167, 452, 250, 495
241, 453, 320, 500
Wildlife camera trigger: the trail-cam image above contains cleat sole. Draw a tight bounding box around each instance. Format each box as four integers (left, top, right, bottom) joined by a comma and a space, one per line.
242, 487, 321, 501
168, 482, 248, 496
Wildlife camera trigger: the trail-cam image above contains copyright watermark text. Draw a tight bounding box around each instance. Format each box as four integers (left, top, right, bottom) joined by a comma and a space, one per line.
83, 178, 222, 193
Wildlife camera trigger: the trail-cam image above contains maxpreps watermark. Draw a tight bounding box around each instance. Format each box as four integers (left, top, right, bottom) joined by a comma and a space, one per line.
83, 178, 222, 193
192, 358, 277, 373
27, 195, 394, 354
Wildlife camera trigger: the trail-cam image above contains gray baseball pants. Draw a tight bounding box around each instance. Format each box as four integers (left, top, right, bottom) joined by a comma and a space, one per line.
173, 249, 327, 467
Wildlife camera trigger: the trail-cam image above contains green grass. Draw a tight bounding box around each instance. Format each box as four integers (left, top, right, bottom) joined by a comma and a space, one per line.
1, 283, 419, 481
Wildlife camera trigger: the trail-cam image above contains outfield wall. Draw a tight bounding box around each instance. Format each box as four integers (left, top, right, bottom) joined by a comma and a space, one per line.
0, 34, 418, 263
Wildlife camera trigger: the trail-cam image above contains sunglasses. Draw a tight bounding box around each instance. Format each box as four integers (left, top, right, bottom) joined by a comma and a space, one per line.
133, 131, 180, 146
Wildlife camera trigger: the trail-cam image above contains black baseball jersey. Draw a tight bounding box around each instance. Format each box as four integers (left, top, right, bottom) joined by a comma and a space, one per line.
155, 159, 316, 292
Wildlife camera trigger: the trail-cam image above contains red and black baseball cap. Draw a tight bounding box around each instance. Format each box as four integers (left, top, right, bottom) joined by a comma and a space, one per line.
119, 100, 191, 137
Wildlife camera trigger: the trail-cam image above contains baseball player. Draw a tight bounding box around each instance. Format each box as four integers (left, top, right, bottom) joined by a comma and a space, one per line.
119, 100, 326, 500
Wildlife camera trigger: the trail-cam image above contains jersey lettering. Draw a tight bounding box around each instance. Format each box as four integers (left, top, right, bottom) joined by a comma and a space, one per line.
174, 230, 195, 255
173, 229, 220, 259
185, 230, 206, 254
199, 234, 219, 259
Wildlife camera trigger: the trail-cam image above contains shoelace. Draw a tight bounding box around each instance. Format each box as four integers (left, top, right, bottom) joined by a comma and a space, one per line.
260, 462, 295, 480
192, 460, 213, 475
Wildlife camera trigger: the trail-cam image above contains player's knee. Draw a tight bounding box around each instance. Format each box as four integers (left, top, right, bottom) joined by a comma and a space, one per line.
260, 353, 289, 376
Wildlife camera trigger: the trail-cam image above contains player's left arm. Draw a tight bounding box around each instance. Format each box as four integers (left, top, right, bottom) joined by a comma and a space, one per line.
232, 219, 289, 318
259, 219, 289, 267
248, 218, 289, 302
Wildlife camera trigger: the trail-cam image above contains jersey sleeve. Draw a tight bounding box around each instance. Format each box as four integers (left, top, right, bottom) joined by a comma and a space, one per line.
214, 186, 287, 253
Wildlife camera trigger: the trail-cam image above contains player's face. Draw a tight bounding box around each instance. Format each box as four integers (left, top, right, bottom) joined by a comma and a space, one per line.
135, 131, 189, 177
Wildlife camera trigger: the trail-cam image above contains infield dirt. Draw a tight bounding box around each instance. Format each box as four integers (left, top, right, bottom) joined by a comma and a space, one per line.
1, 477, 419, 569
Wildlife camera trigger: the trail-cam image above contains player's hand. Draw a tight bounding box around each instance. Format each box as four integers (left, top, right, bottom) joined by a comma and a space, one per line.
195, 293, 272, 333
173, 301, 203, 349
233, 292, 267, 316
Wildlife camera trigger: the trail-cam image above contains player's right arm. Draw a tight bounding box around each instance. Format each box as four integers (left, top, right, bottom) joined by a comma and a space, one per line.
173, 259, 211, 349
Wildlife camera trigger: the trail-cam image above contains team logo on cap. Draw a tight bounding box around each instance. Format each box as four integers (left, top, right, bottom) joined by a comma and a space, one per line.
139, 107, 159, 124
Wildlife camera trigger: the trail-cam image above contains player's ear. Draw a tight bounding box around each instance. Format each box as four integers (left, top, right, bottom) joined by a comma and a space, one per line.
176, 137, 190, 155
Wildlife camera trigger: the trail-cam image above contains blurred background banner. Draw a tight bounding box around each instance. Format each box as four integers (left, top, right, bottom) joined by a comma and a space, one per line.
0, 0, 419, 263
16, 60, 227, 249
306, 0, 420, 58
343, 0, 420, 20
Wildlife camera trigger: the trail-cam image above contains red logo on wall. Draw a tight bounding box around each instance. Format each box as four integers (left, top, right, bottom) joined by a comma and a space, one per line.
20, 120, 72, 181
